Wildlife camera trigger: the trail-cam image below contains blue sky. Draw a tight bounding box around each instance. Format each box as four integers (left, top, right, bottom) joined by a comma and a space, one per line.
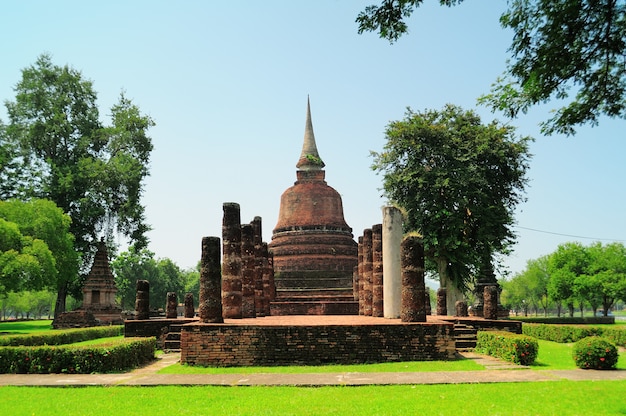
1, 1, 624, 279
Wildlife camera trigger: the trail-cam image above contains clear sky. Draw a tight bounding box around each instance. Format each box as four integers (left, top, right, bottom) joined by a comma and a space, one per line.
1, 1, 624, 280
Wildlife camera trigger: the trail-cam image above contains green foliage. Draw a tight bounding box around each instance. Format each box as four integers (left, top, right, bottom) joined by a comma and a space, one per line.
523, 322, 626, 348
0, 337, 155, 373
1, 54, 154, 312
371, 104, 531, 293
357, 1, 626, 135
111, 246, 186, 310
356, 0, 463, 43
503, 241, 626, 317
0, 325, 122, 346
0, 199, 78, 297
475, 331, 538, 365
572, 336, 619, 370
522, 323, 602, 343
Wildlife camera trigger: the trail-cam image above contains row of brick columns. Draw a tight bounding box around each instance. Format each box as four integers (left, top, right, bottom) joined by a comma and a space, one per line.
355, 206, 429, 322
133, 202, 275, 323
211, 202, 275, 321
354, 206, 500, 321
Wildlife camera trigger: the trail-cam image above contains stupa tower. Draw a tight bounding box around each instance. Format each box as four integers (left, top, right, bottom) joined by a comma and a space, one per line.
269, 98, 358, 314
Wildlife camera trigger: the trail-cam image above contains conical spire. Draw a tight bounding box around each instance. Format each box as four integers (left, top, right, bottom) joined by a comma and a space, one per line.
296, 96, 325, 171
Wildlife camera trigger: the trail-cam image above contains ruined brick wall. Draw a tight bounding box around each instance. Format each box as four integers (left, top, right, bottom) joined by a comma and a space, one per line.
181, 322, 455, 366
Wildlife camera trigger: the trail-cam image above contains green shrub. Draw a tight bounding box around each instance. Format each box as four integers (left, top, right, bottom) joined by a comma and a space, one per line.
572, 337, 618, 370
476, 331, 538, 365
515, 316, 614, 324
597, 327, 626, 348
0, 326, 123, 347
522, 323, 601, 343
0, 337, 155, 373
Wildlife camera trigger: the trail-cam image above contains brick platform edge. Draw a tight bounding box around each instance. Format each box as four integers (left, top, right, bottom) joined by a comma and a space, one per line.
180, 321, 456, 367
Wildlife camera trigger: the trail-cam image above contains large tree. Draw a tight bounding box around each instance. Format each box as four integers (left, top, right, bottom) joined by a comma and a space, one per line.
1, 54, 154, 316
357, 0, 626, 135
372, 104, 531, 311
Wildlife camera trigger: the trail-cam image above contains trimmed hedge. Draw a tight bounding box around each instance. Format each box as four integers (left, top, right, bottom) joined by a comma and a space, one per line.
0, 325, 123, 347
572, 336, 619, 370
522, 323, 602, 343
475, 331, 538, 365
515, 316, 615, 325
0, 337, 156, 374
522, 323, 626, 347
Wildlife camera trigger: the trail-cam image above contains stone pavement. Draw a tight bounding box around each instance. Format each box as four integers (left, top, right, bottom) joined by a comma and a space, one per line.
1, 352, 626, 386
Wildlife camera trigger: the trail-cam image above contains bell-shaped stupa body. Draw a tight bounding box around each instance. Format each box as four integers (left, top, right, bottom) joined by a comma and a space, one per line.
269, 99, 358, 303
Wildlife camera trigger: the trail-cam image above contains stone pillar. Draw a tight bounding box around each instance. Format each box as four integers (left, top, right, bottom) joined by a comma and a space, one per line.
184, 293, 195, 318
484, 284, 498, 320
353, 265, 359, 301
260, 242, 272, 316
400, 236, 426, 322
371, 224, 384, 317
251, 217, 265, 317
357, 236, 364, 315
240, 224, 256, 318
222, 202, 243, 319
425, 290, 432, 315
166, 292, 177, 319
362, 228, 373, 316
134, 280, 150, 320
198, 236, 223, 323
382, 206, 402, 319
436, 287, 447, 316
455, 300, 468, 317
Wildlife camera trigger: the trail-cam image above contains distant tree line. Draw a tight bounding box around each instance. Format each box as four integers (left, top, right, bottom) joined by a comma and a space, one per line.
501, 241, 626, 317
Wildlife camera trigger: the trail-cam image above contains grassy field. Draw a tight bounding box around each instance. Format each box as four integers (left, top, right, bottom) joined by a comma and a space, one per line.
2, 320, 626, 415
0, 320, 52, 334
2, 382, 626, 415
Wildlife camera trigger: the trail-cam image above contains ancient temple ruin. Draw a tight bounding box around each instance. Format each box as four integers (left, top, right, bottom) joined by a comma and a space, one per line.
268, 98, 358, 314
53, 239, 123, 328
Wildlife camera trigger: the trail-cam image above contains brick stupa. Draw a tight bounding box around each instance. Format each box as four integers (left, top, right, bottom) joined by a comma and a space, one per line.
269, 98, 358, 315
53, 239, 123, 328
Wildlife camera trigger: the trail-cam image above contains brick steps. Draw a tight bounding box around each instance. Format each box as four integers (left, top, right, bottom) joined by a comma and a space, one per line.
163, 324, 183, 352
454, 323, 477, 351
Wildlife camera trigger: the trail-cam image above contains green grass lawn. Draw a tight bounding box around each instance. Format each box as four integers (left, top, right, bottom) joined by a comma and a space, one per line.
158, 356, 484, 374
2, 382, 626, 415
0, 320, 52, 334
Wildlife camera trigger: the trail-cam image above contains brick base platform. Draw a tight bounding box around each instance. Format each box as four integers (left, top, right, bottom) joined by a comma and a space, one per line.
180, 315, 456, 367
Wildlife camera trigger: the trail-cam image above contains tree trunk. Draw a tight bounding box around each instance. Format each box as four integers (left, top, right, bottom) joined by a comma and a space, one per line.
567, 302, 574, 317
53, 283, 68, 320
436, 258, 464, 315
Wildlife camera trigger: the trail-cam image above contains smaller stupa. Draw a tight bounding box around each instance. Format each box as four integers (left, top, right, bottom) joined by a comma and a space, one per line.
53, 239, 123, 328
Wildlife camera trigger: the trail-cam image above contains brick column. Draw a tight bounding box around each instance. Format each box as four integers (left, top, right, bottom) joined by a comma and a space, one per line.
372, 224, 384, 317
166, 292, 177, 319
455, 300, 468, 317
382, 206, 402, 319
251, 217, 266, 317
436, 288, 447, 316
134, 280, 150, 320
240, 224, 257, 318
222, 202, 243, 319
357, 236, 364, 315
484, 284, 498, 320
184, 293, 195, 318
260, 242, 272, 315
198, 236, 223, 323
400, 236, 426, 322
362, 228, 373, 316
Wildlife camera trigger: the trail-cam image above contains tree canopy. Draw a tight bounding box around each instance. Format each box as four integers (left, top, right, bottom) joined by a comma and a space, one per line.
371, 104, 531, 310
503, 241, 626, 316
0, 199, 76, 296
0, 54, 154, 315
357, 0, 626, 135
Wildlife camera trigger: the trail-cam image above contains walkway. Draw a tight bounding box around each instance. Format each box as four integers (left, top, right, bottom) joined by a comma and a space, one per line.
1, 352, 626, 386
